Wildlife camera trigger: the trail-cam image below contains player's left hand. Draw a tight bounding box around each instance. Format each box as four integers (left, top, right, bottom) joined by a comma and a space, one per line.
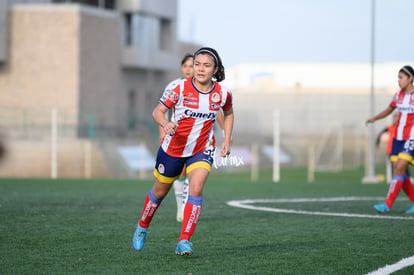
220, 142, 231, 157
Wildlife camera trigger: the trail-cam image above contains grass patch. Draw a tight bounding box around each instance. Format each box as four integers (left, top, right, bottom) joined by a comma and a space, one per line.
1, 168, 414, 274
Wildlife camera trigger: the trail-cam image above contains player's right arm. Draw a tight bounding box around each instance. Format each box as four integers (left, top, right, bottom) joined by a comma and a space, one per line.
154, 80, 181, 136
157, 80, 179, 142
153, 104, 178, 136
366, 105, 395, 125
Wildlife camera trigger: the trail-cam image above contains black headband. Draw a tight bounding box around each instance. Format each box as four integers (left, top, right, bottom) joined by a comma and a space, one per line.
195, 49, 219, 65
402, 67, 413, 78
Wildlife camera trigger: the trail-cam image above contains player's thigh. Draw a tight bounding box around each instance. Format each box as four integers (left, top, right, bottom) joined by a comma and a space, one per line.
186, 149, 214, 196
395, 140, 414, 174
153, 147, 186, 185
187, 168, 210, 196
391, 139, 405, 163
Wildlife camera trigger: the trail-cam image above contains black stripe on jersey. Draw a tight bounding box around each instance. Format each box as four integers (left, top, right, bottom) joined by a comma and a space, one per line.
159, 100, 171, 109
191, 78, 216, 94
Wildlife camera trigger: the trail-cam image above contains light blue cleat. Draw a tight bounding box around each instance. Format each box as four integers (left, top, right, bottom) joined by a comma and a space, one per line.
405, 204, 414, 214
132, 224, 147, 251
175, 240, 193, 256
373, 202, 390, 213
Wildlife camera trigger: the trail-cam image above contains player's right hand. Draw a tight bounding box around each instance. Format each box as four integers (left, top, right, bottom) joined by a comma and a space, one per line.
365, 118, 375, 125
163, 122, 178, 135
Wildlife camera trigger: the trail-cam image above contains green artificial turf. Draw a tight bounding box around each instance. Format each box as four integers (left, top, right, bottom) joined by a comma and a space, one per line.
1, 167, 414, 274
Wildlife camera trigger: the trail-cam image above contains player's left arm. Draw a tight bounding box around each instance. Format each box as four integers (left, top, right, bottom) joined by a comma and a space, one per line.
221, 108, 234, 157
216, 109, 226, 139
216, 109, 225, 130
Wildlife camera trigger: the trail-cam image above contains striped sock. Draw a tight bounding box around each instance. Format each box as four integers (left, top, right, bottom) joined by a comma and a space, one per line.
179, 195, 203, 241
402, 176, 414, 203
138, 189, 163, 228
385, 175, 406, 208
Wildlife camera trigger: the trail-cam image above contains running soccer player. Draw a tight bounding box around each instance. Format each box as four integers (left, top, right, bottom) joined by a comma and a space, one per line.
366, 65, 414, 214
132, 47, 234, 255
159, 54, 225, 222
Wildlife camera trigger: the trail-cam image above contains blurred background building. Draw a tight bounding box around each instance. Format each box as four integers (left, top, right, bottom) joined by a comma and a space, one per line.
0, 0, 408, 179
224, 62, 405, 173
0, 0, 200, 178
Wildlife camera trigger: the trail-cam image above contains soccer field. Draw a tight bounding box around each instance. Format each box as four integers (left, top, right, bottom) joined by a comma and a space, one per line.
1, 168, 414, 274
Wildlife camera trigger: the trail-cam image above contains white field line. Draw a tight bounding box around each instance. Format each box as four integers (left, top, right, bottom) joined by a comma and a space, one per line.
365, 255, 414, 275
226, 197, 414, 220
226, 197, 414, 274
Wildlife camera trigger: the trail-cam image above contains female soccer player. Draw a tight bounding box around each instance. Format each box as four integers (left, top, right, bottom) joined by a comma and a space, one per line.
366, 65, 414, 214
159, 54, 225, 223
132, 47, 234, 255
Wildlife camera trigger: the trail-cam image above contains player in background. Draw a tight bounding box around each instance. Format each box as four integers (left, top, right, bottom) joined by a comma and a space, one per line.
132, 47, 234, 255
159, 54, 225, 222
376, 112, 398, 154
366, 65, 414, 214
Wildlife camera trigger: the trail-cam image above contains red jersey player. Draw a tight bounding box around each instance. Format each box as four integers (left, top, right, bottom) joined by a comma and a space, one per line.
366, 65, 414, 214
132, 47, 234, 256
159, 54, 225, 223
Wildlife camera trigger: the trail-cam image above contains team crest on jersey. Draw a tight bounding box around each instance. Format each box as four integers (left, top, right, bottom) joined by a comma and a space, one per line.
211, 92, 220, 103
158, 164, 165, 174
209, 92, 221, 111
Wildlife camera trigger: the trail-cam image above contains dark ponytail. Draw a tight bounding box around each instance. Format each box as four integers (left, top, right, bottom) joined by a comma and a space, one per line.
194, 47, 225, 82
400, 65, 414, 83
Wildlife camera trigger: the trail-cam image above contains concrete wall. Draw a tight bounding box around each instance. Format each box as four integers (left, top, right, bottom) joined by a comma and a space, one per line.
78, 7, 123, 133
231, 90, 393, 167
0, 5, 80, 115
121, 68, 167, 122
234, 90, 393, 137
0, 139, 110, 178
0, 1, 207, 178
118, 0, 179, 70
0, 2, 183, 133
117, 0, 176, 18
0, 0, 8, 64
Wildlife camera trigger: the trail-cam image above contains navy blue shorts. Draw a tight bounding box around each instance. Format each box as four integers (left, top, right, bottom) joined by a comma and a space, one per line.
391, 139, 414, 165
153, 147, 215, 184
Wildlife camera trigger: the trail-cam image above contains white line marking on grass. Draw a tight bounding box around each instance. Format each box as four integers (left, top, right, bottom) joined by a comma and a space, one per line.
226, 197, 414, 220
365, 255, 414, 275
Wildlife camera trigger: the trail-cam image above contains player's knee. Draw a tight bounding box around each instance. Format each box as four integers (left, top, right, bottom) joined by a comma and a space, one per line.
152, 180, 172, 198
395, 163, 409, 176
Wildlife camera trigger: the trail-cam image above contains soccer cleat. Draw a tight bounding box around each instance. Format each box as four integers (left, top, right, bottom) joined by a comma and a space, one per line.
132, 224, 147, 251
405, 204, 414, 214
373, 202, 390, 213
175, 240, 193, 256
